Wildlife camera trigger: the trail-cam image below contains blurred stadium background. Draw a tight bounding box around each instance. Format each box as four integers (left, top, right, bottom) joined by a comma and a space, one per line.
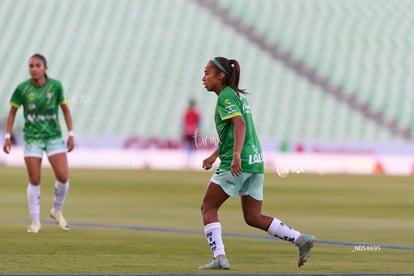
1, 0, 413, 174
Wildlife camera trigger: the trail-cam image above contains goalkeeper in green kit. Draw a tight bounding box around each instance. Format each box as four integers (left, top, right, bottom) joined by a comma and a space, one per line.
3, 54, 74, 233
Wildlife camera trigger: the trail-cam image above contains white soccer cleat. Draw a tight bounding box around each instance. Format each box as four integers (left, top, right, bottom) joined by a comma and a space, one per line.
199, 254, 230, 270
295, 234, 315, 267
27, 222, 41, 233
50, 208, 70, 231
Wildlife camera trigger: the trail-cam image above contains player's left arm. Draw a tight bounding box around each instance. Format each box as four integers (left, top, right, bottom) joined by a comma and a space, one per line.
60, 103, 75, 152
230, 115, 245, 176
3, 106, 18, 154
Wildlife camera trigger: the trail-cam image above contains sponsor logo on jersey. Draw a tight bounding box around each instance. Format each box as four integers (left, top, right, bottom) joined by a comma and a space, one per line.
248, 145, 264, 164
26, 114, 57, 122
248, 152, 264, 165
28, 93, 35, 101
223, 99, 238, 115
242, 103, 251, 114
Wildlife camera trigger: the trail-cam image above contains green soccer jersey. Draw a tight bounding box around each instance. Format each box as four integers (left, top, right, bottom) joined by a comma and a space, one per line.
10, 78, 67, 142
215, 86, 264, 173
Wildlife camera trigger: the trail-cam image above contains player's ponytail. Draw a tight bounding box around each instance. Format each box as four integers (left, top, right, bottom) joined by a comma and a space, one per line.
211, 56, 247, 95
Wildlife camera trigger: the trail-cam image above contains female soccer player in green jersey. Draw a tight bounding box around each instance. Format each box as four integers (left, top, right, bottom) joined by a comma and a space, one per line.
199, 57, 315, 269
2, 54, 74, 233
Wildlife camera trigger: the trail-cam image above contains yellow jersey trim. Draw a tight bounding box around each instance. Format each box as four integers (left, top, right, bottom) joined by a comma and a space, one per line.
222, 112, 242, 121
10, 102, 20, 108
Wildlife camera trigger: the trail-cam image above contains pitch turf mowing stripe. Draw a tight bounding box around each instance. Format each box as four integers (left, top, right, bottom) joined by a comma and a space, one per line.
3, 274, 414, 276
40, 219, 414, 251
5, 274, 414, 276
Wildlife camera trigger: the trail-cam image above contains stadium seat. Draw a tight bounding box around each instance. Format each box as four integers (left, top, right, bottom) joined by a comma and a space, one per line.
0, 0, 412, 144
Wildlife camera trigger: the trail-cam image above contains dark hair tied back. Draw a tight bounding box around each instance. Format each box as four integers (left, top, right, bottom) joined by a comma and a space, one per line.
213, 56, 247, 95
30, 53, 47, 67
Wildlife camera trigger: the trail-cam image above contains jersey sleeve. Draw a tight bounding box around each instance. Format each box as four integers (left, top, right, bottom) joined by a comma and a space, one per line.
217, 89, 242, 121
56, 81, 67, 105
10, 86, 23, 108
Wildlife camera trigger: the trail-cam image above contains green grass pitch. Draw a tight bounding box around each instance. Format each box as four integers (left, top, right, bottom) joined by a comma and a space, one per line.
0, 166, 413, 274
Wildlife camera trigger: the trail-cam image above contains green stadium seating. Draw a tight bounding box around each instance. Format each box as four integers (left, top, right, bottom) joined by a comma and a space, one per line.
0, 0, 412, 144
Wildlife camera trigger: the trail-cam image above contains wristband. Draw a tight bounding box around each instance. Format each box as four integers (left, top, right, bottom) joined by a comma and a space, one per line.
4, 133, 11, 140
68, 131, 75, 137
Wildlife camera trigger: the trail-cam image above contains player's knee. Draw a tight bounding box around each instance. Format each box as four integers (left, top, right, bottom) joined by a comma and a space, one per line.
29, 176, 41, 185
200, 203, 208, 215
243, 214, 260, 228
200, 202, 216, 217
56, 174, 68, 183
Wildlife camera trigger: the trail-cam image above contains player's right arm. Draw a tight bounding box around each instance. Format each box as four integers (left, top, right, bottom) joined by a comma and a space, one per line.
3, 106, 18, 154
202, 148, 219, 170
